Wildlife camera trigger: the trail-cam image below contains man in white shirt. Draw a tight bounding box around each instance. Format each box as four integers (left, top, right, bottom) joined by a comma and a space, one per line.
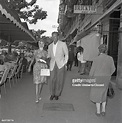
47, 32, 68, 100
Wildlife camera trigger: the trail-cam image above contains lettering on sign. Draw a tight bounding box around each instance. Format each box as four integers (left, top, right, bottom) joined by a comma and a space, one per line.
74, 5, 97, 14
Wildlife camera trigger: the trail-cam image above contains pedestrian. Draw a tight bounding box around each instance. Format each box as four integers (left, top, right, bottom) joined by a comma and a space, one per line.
47, 31, 68, 100
89, 44, 115, 116
77, 46, 86, 75
74, 47, 78, 67
28, 39, 48, 103
20, 53, 28, 73
67, 47, 74, 71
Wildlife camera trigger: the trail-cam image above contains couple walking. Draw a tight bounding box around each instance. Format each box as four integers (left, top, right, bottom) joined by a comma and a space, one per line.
28, 32, 68, 103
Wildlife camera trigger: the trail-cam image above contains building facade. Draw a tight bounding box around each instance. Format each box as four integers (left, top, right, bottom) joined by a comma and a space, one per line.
58, 0, 122, 89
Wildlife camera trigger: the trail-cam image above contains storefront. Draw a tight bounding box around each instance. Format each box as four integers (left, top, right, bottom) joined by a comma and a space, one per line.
71, 0, 122, 88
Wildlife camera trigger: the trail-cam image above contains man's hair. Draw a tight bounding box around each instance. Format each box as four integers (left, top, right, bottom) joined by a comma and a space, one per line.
52, 31, 59, 36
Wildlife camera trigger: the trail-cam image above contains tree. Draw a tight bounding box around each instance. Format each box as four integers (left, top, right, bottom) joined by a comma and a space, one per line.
7, 0, 47, 24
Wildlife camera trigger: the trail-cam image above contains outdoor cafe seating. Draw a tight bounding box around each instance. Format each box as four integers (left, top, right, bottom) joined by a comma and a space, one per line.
0, 60, 24, 98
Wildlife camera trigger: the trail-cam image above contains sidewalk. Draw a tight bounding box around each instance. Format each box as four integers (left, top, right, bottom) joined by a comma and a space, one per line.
0, 66, 122, 123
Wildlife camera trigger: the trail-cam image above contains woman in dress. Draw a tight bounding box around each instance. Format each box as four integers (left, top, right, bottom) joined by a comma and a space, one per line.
28, 39, 48, 103
89, 44, 115, 116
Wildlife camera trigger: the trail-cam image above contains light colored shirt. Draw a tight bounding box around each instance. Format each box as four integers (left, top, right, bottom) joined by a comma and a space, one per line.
53, 41, 58, 56
77, 52, 86, 63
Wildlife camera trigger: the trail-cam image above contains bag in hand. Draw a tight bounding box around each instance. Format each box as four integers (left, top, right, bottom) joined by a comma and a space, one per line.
40, 69, 50, 76
107, 83, 115, 99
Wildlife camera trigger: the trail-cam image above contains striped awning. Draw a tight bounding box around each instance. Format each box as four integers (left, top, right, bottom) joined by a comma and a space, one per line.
0, 1, 36, 42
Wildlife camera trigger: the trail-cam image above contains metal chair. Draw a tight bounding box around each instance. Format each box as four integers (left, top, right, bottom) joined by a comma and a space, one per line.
14, 63, 22, 81
0, 68, 10, 98
20, 65, 24, 79
7, 64, 18, 87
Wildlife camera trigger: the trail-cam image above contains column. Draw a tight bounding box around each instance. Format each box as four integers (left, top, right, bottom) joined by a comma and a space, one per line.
116, 8, 122, 89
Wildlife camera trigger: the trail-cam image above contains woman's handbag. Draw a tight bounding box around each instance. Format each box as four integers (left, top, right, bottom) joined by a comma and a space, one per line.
107, 82, 115, 99
40, 69, 50, 76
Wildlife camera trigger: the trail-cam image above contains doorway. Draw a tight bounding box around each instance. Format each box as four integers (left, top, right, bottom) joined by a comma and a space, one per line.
108, 10, 120, 76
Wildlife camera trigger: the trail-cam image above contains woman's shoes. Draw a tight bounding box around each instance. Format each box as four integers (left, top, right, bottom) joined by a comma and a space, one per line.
95, 112, 106, 117
36, 97, 42, 103
39, 97, 42, 100
36, 100, 39, 103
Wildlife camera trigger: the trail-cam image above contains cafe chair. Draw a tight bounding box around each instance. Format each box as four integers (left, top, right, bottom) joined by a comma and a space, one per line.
0, 68, 10, 98
20, 65, 24, 79
14, 63, 22, 81
7, 65, 18, 87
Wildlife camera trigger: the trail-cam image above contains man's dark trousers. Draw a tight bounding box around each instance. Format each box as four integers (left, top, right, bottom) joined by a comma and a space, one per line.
50, 63, 65, 97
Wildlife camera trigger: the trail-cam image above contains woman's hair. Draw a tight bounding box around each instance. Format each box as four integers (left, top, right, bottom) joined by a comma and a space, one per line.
38, 39, 45, 47
98, 44, 107, 53
38, 39, 44, 44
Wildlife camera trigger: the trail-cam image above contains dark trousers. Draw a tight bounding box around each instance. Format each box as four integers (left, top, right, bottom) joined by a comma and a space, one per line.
85, 61, 92, 74
67, 60, 73, 70
74, 55, 78, 66
78, 61, 86, 74
50, 63, 65, 97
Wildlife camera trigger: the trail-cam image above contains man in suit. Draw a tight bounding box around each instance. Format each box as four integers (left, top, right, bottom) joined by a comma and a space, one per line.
47, 32, 68, 100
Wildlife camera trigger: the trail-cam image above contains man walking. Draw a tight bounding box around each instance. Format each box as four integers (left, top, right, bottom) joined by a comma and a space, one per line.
67, 47, 74, 71
47, 32, 68, 100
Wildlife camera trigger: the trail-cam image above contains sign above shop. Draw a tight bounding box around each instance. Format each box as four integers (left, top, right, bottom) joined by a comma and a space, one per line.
74, 5, 97, 14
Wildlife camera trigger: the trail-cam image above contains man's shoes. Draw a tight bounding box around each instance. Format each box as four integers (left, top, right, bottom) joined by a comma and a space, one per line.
95, 112, 101, 117
101, 112, 106, 116
55, 96, 59, 100
50, 95, 55, 100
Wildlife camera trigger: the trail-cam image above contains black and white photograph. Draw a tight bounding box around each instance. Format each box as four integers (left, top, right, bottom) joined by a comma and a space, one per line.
0, 0, 122, 123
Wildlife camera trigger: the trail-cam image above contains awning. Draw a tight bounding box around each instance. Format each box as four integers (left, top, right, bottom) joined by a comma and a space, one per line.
0, 0, 36, 42
71, 0, 122, 44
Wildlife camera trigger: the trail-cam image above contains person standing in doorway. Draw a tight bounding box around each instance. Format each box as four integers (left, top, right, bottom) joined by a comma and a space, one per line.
74, 47, 78, 67
47, 32, 68, 100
